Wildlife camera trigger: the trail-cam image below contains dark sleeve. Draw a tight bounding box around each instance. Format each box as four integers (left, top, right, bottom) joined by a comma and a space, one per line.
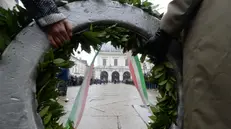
160, 0, 203, 35
21, 0, 66, 27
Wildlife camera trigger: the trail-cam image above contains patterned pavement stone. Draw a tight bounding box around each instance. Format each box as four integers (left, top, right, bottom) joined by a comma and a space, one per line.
58, 83, 158, 129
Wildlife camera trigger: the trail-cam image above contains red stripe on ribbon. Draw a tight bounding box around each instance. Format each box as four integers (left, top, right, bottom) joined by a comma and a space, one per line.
74, 64, 94, 129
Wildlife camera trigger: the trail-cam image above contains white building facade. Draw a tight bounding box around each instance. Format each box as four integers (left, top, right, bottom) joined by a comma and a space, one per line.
94, 43, 130, 82
94, 43, 153, 82
69, 56, 89, 77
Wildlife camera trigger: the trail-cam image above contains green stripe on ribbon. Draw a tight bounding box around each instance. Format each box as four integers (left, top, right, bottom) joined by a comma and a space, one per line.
65, 50, 100, 128
134, 56, 149, 101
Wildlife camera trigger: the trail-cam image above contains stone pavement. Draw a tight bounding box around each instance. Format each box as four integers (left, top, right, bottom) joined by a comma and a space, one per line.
58, 83, 158, 129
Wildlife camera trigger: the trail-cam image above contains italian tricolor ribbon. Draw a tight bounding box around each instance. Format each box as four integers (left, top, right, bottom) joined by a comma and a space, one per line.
65, 51, 153, 129
127, 52, 149, 105
65, 50, 99, 129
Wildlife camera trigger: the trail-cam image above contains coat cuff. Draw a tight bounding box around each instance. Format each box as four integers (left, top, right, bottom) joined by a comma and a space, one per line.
37, 13, 66, 27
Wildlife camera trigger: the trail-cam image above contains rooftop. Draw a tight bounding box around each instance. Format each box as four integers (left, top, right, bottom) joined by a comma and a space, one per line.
100, 42, 122, 52
70, 55, 88, 66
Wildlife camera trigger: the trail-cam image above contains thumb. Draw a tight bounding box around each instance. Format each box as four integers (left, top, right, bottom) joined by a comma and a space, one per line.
64, 20, 72, 37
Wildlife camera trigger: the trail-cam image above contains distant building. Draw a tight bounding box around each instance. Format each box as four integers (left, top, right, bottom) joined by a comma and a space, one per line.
94, 43, 152, 82
69, 56, 89, 77
94, 43, 130, 82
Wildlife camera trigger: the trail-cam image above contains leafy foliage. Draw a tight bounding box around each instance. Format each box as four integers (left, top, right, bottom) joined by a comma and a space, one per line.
79, 24, 178, 129
37, 46, 75, 129
1, 1, 178, 129
115, 0, 163, 19
73, 24, 143, 53
0, 5, 74, 129
148, 63, 178, 129
0, 5, 32, 56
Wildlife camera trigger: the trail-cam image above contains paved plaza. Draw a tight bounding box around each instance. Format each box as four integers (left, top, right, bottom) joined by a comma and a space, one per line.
59, 83, 158, 129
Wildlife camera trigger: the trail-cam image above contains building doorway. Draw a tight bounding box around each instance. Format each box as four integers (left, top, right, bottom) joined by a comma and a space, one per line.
100, 71, 108, 83
111, 71, 120, 83
123, 71, 131, 81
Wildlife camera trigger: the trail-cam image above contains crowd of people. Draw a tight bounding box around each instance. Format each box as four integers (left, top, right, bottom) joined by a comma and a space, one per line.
144, 74, 157, 89
67, 77, 135, 86
68, 76, 84, 86
56, 68, 69, 102
145, 81, 157, 89
56, 68, 156, 101
67, 77, 108, 86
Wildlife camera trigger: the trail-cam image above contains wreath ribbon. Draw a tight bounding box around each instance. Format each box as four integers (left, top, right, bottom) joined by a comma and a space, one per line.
65, 51, 153, 129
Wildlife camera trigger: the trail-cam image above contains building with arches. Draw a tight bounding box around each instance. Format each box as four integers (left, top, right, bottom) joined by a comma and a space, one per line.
94, 43, 131, 82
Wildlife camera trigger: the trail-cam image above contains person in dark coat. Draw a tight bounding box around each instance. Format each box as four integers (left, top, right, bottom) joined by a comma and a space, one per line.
57, 68, 69, 102
19, 0, 72, 48
135, 0, 231, 128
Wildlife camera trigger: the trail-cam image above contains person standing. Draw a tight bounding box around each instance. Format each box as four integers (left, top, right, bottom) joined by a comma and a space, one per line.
57, 68, 70, 102
0, 0, 72, 47
137, 0, 231, 129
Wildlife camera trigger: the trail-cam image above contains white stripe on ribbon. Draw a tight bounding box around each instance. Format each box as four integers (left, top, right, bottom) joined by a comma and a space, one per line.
65, 51, 99, 129
127, 52, 148, 106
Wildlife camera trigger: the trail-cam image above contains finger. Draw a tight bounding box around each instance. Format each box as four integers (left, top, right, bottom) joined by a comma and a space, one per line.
48, 35, 58, 48
56, 24, 70, 43
61, 29, 70, 41
60, 22, 70, 41
57, 32, 67, 44
54, 36, 62, 47
52, 30, 66, 45
64, 20, 72, 37
57, 23, 70, 42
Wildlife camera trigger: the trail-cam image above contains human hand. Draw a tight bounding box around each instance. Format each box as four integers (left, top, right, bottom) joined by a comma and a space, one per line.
132, 28, 172, 63
46, 19, 72, 48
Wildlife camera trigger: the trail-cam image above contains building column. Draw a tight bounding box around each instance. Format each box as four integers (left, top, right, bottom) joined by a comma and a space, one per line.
120, 71, 123, 82
108, 71, 112, 82
95, 70, 100, 79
